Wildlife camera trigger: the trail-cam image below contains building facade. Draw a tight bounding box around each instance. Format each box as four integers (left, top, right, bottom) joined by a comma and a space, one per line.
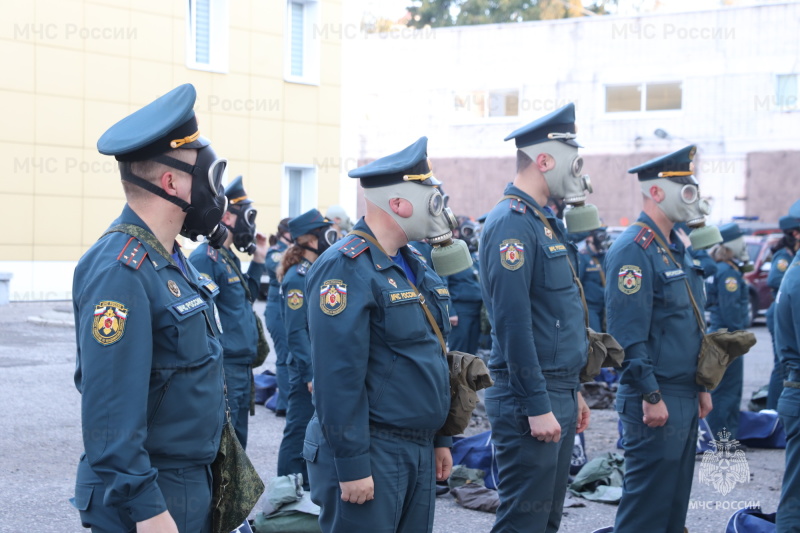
342, 2, 800, 226
0, 0, 343, 301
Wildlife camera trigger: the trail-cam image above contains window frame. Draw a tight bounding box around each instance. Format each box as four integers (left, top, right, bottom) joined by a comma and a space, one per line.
284, 0, 321, 86
281, 164, 318, 218
603, 81, 683, 116
776, 74, 799, 112
451, 88, 521, 124
186, 0, 229, 73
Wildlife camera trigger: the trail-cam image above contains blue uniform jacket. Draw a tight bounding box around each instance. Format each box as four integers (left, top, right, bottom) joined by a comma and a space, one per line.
604, 213, 706, 395
306, 219, 452, 482
769, 247, 794, 294
479, 184, 587, 416
265, 241, 288, 303
578, 251, 606, 327
189, 244, 265, 363
776, 253, 800, 377
444, 261, 482, 317
690, 248, 717, 279
72, 205, 225, 521
281, 259, 314, 383
707, 261, 748, 332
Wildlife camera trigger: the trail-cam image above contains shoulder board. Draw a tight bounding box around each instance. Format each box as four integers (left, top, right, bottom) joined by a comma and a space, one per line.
116, 236, 148, 271
634, 227, 655, 250
296, 259, 311, 276
508, 198, 527, 214
206, 246, 218, 261
406, 243, 423, 256
338, 236, 369, 259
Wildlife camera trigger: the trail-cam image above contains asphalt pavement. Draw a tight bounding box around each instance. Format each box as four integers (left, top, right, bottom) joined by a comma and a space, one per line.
0, 301, 786, 533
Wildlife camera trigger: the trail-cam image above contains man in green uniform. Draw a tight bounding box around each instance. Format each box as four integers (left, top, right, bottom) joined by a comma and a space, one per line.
189, 175, 267, 449
71, 84, 227, 532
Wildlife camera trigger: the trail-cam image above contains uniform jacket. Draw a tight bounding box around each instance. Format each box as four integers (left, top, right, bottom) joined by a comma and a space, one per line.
769, 247, 794, 294
265, 241, 288, 303
281, 258, 314, 383
444, 261, 483, 317
479, 184, 587, 417
72, 205, 225, 521
306, 219, 452, 482
189, 244, 265, 363
776, 253, 800, 377
578, 251, 606, 329
604, 212, 706, 395
707, 260, 749, 332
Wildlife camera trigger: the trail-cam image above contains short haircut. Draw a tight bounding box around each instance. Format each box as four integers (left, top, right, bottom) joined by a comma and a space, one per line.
516, 149, 534, 174
121, 148, 196, 200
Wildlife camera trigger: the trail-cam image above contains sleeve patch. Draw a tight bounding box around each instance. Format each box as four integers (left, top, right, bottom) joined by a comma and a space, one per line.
499, 239, 525, 271
777, 258, 789, 272
92, 301, 128, 346
320, 280, 347, 315
618, 265, 642, 294
725, 276, 739, 292
287, 289, 305, 310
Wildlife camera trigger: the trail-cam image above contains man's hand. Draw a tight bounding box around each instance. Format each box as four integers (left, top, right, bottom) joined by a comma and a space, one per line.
449, 316, 459, 327
307, 381, 313, 394
340, 476, 374, 504
435, 447, 453, 481
253, 232, 268, 263
528, 412, 561, 443
698, 391, 713, 419
642, 399, 669, 428
674, 227, 692, 249
576, 391, 591, 434
137, 511, 178, 533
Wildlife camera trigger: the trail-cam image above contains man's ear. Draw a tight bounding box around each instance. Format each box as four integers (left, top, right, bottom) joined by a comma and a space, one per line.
388, 197, 403, 215
535, 153, 552, 172
650, 185, 664, 203
160, 171, 179, 197
221, 210, 235, 226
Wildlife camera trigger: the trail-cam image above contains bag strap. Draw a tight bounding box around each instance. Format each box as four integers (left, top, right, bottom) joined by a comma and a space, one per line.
632, 221, 706, 333
218, 247, 254, 303
350, 229, 448, 357
499, 195, 590, 329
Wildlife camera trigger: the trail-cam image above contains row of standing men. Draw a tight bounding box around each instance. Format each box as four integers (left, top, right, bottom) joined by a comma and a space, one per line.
69, 83, 799, 533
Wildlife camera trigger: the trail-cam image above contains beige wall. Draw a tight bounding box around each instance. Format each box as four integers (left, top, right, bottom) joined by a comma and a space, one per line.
0, 0, 342, 298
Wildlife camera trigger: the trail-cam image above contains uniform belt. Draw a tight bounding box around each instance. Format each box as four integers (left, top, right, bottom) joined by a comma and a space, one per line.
490, 370, 578, 391
788, 370, 800, 383
369, 424, 436, 445
785, 381, 800, 390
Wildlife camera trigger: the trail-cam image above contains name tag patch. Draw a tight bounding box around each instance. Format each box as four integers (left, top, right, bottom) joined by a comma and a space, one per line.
388, 290, 419, 304
173, 295, 208, 316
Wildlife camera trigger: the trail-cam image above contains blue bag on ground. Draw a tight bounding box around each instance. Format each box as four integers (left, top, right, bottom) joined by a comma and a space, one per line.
738, 409, 786, 449
450, 431, 499, 490
254, 371, 277, 406
725, 506, 776, 533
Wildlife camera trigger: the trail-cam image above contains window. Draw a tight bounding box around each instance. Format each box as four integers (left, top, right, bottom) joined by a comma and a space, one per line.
186, 0, 229, 73
776, 74, 799, 111
605, 82, 682, 113
285, 0, 320, 85
282, 165, 317, 217
453, 89, 519, 120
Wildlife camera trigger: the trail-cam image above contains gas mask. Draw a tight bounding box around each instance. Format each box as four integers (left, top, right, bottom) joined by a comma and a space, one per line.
298, 226, 339, 257
458, 218, 481, 253
725, 236, 753, 272
226, 204, 258, 255
521, 140, 599, 233
589, 228, 610, 255
642, 177, 722, 250
364, 181, 473, 276
121, 144, 229, 248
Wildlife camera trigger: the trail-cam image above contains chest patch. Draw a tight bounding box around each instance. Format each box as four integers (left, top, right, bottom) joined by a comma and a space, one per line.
725, 276, 739, 292
320, 280, 347, 316
499, 239, 525, 271
92, 301, 128, 346
618, 265, 642, 295
776, 258, 789, 272
172, 295, 208, 316
287, 289, 304, 310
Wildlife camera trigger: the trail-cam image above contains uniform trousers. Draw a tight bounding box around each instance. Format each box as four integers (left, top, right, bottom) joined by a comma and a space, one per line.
614, 388, 698, 533
485, 379, 577, 533
706, 356, 743, 440
223, 361, 252, 449
73, 455, 212, 533
265, 299, 290, 412
276, 360, 314, 489
777, 383, 800, 532
304, 417, 436, 533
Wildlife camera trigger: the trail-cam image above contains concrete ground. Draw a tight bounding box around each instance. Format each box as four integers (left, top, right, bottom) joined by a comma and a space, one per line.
0, 301, 785, 532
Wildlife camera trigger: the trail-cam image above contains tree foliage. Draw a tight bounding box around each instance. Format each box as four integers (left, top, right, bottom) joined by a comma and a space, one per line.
406, 0, 615, 28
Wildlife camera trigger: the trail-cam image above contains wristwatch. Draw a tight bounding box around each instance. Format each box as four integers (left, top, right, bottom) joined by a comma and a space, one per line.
643, 390, 662, 404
